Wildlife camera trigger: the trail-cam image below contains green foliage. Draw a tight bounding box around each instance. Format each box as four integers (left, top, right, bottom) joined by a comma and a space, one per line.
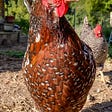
85, 0, 112, 26
103, 24, 111, 40
4, 0, 29, 34
66, 0, 87, 28
108, 45, 112, 58
15, 19, 29, 34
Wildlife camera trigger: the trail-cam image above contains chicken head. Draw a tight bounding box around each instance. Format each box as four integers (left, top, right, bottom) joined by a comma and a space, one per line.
24, 0, 79, 17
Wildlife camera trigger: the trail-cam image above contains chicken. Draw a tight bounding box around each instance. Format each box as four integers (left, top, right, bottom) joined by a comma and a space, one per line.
22, 1, 96, 112
80, 17, 108, 82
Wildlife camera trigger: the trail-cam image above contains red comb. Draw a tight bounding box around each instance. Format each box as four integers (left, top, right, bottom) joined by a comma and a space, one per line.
94, 24, 102, 38
56, 0, 68, 17
42, 0, 68, 17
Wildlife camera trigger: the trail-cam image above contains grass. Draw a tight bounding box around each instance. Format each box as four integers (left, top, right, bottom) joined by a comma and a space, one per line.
0, 50, 25, 58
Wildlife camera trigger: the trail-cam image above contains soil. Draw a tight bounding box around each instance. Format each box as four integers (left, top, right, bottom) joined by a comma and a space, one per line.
0, 38, 112, 112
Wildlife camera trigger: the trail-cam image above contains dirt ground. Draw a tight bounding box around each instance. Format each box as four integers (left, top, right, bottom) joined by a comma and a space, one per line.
0, 39, 112, 112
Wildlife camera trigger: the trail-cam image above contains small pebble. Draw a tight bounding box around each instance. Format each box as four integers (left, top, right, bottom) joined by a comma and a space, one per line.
96, 88, 101, 93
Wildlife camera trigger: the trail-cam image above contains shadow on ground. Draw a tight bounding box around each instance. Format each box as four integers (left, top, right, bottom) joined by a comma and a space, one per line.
0, 44, 26, 73
82, 101, 112, 112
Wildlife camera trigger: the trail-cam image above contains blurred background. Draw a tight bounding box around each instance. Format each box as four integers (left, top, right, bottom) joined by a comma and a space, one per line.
0, 0, 111, 57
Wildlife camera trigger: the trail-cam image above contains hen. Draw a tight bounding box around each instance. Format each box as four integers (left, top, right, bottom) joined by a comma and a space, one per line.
22, 1, 96, 112
80, 17, 108, 80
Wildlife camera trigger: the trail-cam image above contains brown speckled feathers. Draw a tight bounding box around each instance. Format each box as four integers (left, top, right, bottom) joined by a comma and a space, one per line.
23, 1, 96, 112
